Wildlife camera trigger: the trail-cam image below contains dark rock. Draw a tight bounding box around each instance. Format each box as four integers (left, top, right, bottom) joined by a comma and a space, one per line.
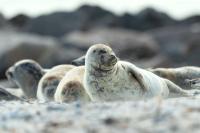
0, 30, 67, 79
63, 28, 160, 62
178, 15, 200, 26
103, 117, 117, 125
24, 5, 118, 37
149, 23, 200, 67
119, 8, 176, 31
23, 5, 176, 37
0, 13, 6, 28
9, 14, 30, 28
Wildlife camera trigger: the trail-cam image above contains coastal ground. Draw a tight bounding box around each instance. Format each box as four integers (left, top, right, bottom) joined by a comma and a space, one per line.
0, 97, 200, 133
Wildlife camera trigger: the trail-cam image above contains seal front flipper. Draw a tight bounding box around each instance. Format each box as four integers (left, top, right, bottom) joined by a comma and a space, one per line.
125, 63, 149, 91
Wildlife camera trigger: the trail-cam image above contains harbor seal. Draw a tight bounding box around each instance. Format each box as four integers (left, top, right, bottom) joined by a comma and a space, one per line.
55, 66, 90, 103
148, 67, 200, 90
72, 56, 200, 90
6, 59, 45, 99
84, 44, 200, 101
37, 64, 75, 101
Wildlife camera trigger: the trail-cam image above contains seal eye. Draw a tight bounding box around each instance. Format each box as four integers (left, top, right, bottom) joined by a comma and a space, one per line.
93, 50, 96, 53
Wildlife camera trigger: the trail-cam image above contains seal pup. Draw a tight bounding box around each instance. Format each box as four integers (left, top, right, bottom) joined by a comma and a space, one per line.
55, 66, 90, 103
84, 44, 200, 102
37, 65, 75, 101
148, 67, 200, 90
6, 59, 45, 99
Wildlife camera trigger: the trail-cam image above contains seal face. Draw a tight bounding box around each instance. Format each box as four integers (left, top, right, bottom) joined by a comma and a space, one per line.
84, 44, 200, 102
6, 59, 44, 99
186, 78, 200, 89
55, 66, 90, 103
37, 65, 75, 101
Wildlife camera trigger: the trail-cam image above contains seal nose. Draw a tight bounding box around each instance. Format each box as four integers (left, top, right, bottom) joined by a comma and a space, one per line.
110, 54, 117, 60
6, 70, 13, 79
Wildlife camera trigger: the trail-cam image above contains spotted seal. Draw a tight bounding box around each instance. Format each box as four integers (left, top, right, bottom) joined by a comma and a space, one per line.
84, 44, 200, 101
37, 65, 75, 101
55, 66, 90, 103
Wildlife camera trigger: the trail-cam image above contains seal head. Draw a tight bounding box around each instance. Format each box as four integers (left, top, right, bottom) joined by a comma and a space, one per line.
6, 59, 45, 99
85, 44, 118, 72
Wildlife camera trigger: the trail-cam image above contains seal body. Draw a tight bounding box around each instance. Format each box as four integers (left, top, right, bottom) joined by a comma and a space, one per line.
149, 67, 200, 90
6, 59, 45, 99
85, 61, 170, 101
37, 64, 75, 101
84, 44, 199, 102
72, 56, 200, 90
55, 66, 90, 103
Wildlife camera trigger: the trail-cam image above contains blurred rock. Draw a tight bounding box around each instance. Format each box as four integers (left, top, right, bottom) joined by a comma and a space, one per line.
23, 5, 177, 37
149, 23, 200, 66
24, 5, 118, 37
0, 13, 6, 28
179, 15, 200, 26
0, 29, 78, 79
9, 14, 30, 28
63, 28, 160, 63
118, 8, 176, 31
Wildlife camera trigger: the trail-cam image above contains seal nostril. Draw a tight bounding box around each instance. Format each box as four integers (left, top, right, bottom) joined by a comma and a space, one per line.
110, 54, 116, 60
6, 71, 13, 78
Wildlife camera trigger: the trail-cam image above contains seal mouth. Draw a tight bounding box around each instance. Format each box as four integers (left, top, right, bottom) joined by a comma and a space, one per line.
109, 54, 118, 65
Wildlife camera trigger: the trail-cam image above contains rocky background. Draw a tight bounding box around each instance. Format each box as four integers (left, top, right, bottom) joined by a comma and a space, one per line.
0, 5, 200, 79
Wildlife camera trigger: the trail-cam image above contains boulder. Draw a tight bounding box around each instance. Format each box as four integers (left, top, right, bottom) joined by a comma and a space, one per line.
24, 5, 118, 37
23, 5, 176, 37
118, 8, 176, 31
0, 29, 72, 79
149, 23, 200, 66
0, 13, 6, 28
9, 14, 30, 28
63, 28, 160, 62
